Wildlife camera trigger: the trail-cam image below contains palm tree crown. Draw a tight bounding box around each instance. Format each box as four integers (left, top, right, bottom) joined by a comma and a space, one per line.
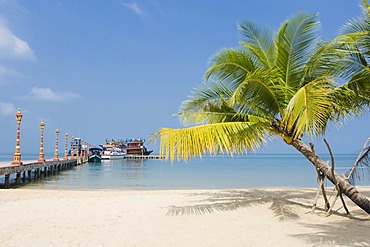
154, 10, 370, 162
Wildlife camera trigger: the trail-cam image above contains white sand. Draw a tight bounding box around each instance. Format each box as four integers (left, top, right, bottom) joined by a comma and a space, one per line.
0, 188, 369, 247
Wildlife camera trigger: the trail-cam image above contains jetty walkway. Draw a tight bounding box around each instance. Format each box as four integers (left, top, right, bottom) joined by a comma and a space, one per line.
0, 158, 88, 189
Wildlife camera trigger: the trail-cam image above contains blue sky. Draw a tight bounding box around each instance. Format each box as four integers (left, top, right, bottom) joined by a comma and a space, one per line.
0, 0, 369, 155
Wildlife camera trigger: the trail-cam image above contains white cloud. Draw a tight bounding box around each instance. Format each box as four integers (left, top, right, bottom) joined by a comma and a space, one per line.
0, 20, 35, 61
0, 64, 23, 78
23, 87, 80, 102
0, 101, 16, 116
122, 2, 146, 17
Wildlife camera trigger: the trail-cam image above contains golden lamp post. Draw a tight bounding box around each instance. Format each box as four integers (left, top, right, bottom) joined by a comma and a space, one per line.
11, 109, 23, 165
64, 132, 69, 160
53, 128, 59, 161
38, 121, 46, 162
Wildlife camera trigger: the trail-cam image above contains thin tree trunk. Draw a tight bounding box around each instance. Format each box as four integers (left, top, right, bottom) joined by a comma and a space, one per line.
311, 177, 326, 213
323, 139, 350, 214
310, 143, 330, 211
328, 193, 339, 215
291, 139, 370, 215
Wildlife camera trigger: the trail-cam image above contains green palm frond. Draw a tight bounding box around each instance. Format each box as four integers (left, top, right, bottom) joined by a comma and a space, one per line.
238, 21, 275, 69
348, 138, 370, 185
335, 0, 370, 110
341, 0, 370, 35
179, 81, 235, 125
305, 27, 369, 83
328, 71, 370, 123
281, 76, 334, 139
275, 13, 320, 88
180, 100, 237, 125
155, 121, 270, 162
341, 17, 368, 35
328, 85, 360, 123
303, 40, 345, 82
330, 33, 369, 80
229, 69, 289, 118
339, 0, 370, 77
204, 49, 256, 89
346, 69, 370, 101
361, 0, 370, 10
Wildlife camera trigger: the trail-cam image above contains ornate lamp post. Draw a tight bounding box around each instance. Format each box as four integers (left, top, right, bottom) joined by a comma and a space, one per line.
12, 109, 23, 165
64, 132, 69, 160
38, 121, 45, 162
53, 128, 59, 161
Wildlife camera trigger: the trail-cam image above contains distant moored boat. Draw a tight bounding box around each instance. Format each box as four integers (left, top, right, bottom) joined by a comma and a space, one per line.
88, 147, 103, 162
101, 138, 153, 157
101, 147, 126, 160
123, 138, 153, 156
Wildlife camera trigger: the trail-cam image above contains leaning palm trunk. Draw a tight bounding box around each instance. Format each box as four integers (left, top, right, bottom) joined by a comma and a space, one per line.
291, 139, 370, 214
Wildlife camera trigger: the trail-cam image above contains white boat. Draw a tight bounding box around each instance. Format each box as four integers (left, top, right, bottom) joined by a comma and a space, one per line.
101, 148, 126, 160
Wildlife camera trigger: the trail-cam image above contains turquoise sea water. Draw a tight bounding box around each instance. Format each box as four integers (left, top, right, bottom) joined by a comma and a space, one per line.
1, 153, 368, 189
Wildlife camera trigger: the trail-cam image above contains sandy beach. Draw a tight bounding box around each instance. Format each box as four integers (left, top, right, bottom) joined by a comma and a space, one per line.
0, 188, 369, 247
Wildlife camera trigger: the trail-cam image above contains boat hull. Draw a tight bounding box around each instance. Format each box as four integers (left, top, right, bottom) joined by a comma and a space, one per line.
101, 154, 125, 160
89, 155, 102, 162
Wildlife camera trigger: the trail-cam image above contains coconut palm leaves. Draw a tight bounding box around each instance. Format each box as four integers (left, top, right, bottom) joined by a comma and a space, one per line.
281, 77, 335, 139
154, 7, 370, 162
157, 120, 269, 160
274, 13, 320, 87
347, 138, 370, 185
338, 0, 370, 107
238, 22, 274, 69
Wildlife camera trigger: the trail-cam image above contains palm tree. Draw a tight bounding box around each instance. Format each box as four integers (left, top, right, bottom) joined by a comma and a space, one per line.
339, 0, 370, 186
339, 0, 370, 109
153, 5, 370, 214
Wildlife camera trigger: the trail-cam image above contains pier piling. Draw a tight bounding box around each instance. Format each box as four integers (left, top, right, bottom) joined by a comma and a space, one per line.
5, 174, 10, 189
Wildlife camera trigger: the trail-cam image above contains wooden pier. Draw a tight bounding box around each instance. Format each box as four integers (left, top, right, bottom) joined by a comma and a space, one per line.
0, 158, 88, 189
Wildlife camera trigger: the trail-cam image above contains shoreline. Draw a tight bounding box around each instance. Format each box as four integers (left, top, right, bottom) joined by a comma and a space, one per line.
1, 187, 369, 246
17, 184, 370, 191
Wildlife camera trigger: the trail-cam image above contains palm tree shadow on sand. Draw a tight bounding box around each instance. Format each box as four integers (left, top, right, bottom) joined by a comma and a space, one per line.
292, 220, 370, 246
167, 189, 315, 221
167, 189, 370, 245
